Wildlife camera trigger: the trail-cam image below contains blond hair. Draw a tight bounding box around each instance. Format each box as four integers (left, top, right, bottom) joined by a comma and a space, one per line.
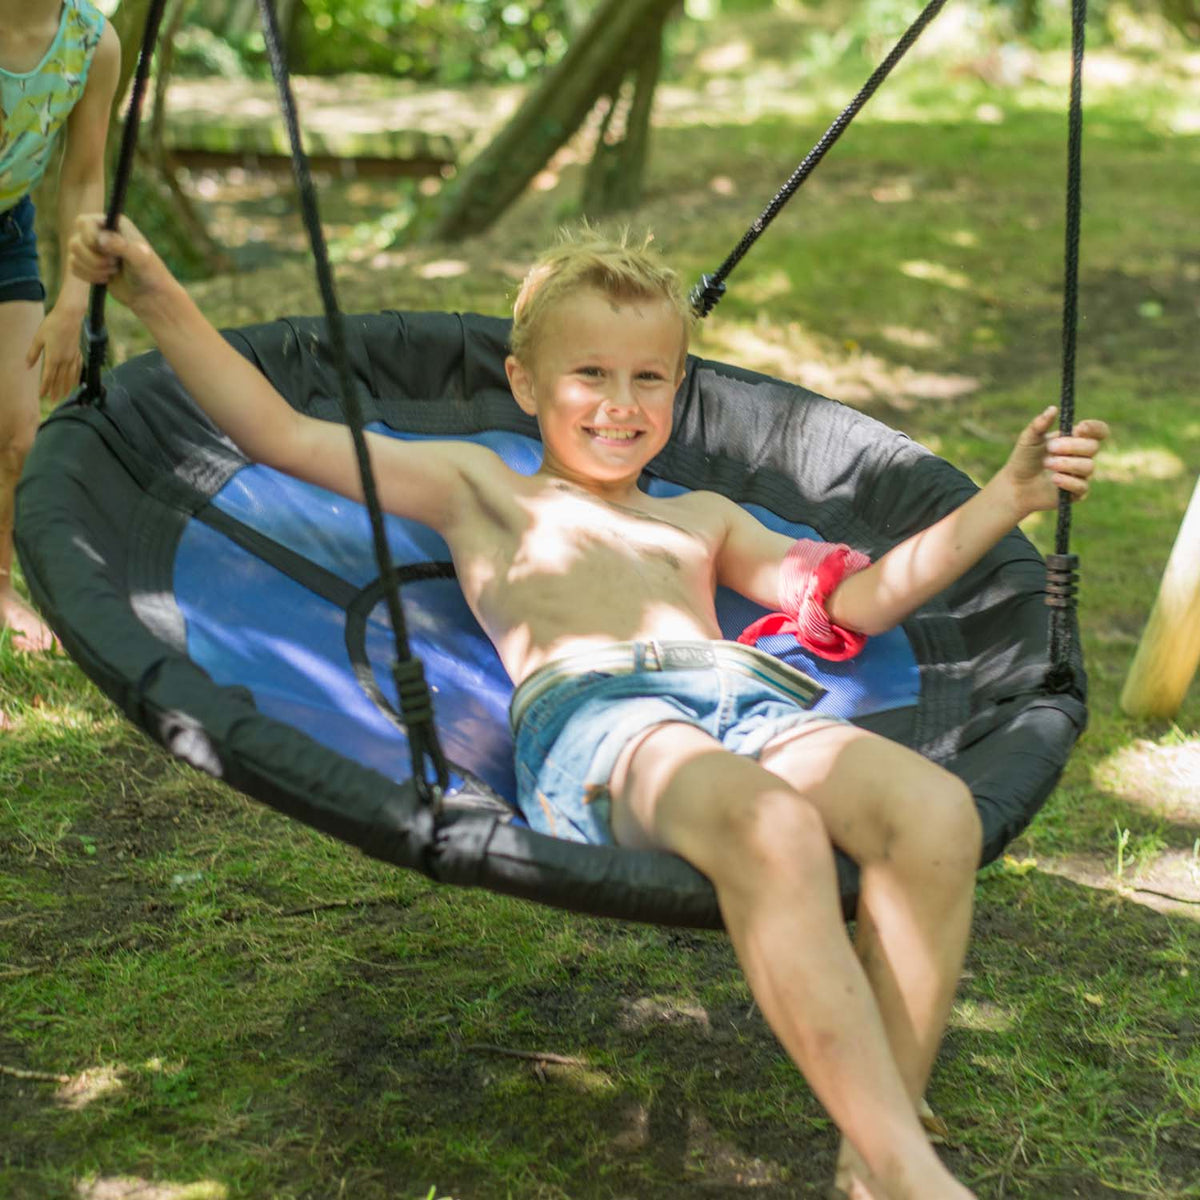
510, 225, 693, 368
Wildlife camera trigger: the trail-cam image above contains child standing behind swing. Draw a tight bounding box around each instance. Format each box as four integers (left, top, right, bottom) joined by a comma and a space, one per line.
0, 0, 119, 651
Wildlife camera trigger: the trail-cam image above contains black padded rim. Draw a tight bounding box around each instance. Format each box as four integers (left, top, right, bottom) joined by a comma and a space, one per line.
15, 311, 1087, 927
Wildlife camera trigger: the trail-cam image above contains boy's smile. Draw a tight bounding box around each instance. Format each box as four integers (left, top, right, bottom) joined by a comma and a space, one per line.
505, 286, 687, 501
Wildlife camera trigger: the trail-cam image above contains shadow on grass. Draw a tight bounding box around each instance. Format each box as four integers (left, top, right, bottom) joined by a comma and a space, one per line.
3, 845, 1197, 1198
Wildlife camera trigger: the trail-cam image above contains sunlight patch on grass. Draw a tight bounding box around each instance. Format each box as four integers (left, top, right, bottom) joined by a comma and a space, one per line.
1036, 853, 1200, 922
880, 324, 940, 350
75, 1177, 227, 1200
618, 995, 711, 1034
949, 997, 1017, 1035
899, 260, 972, 291
1096, 445, 1188, 484
416, 258, 470, 280
702, 321, 979, 410
1093, 735, 1200, 825
696, 39, 753, 75
736, 267, 793, 305
56, 1064, 125, 1110
681, 1109, 789, 1188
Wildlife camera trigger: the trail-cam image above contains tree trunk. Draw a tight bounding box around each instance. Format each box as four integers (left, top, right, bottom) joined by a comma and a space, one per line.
1159, 0, 1200, 40
425, 0, 679, 242
579, 16, 664, 217
149, 0, 231, 272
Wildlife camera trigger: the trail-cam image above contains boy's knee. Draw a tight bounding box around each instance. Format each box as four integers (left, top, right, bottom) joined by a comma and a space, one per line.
917, 770, 982, 871
719, 785, 832, 879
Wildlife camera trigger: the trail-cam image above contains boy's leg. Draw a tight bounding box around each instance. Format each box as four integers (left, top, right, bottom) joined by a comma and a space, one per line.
757, 723, 981, 1195
758, 724, 980, 1105
609, 721, 975, 1200
0, 299, 55, 652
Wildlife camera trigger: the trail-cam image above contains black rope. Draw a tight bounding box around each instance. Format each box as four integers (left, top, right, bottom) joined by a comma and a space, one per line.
690, 0, 948, 317
1046, 0, 1088, 693
81, 0, 172, 404
255, 0, 449, 802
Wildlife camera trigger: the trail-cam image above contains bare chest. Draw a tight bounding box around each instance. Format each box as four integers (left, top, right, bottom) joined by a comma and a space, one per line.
515, 491, 715, 587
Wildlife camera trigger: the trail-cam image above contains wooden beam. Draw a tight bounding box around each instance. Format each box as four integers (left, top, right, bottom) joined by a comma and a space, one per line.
1120, 473, 1200, 719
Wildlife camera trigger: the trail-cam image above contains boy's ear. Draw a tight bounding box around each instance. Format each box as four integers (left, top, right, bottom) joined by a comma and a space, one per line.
505, 355, 537, 416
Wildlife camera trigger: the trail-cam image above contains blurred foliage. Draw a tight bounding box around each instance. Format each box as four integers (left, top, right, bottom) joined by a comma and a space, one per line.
289, 0, 579, 80
173, 0, 581, 81
163, 0, 1198, 87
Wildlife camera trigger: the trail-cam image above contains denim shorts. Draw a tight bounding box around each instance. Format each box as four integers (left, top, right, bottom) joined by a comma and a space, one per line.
511, 640, 832, 844
0, 196, 46, 304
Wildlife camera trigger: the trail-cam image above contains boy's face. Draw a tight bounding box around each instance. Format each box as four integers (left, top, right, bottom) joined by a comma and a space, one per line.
505, 286, 686, 496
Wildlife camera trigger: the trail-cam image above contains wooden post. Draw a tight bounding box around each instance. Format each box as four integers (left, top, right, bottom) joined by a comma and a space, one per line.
1120, 473, 1200, 719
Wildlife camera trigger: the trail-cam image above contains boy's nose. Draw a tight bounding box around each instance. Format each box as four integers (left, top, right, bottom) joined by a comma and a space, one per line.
603, 378, 639, 413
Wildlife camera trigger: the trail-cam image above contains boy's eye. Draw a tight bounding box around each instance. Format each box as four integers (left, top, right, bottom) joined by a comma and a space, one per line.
577, 366, 603, 377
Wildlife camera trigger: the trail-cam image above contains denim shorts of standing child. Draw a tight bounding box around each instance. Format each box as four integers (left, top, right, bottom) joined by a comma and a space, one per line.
0, 195, 46, 304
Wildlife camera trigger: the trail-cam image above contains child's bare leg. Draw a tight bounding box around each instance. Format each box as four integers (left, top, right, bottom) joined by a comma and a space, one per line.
610, 723, 975, 1200
0, 300, 55, 652
759, 724, 981, 1196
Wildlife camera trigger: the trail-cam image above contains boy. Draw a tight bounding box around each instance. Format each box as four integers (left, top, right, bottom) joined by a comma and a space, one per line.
70, 215, 1107, 1200
1, 0, 120, 651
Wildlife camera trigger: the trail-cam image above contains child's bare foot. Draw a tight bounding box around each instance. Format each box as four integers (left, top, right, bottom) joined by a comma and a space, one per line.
833, 1138, 889, 1200
0, 588, 58, 653
834, 1136, 976, 1200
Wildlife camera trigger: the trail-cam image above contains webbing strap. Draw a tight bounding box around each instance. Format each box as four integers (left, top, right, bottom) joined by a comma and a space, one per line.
81, 0, 172, 404
256, 0, 449, 802
1046, 0, 1088, 693
690, 0, 948, 317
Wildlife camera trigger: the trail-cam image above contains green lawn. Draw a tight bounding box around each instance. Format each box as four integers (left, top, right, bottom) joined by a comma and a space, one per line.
2, 10, 1198, 1199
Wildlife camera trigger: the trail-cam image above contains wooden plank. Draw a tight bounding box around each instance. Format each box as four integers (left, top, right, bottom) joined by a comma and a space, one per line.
1121, 473, 1200, 719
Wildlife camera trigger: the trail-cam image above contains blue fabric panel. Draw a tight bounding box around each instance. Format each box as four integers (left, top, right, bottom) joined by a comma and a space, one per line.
641, 482, 920, 717
176, 428, 916, 804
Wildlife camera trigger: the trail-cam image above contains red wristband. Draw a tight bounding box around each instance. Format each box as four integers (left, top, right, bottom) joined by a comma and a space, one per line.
737, 540, 872, 661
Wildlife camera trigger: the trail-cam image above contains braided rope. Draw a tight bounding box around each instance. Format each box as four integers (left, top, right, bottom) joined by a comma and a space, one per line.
256, 0, 449, 800
1047, 0, 1088, 690
81, 0, 172, 403
691, 0, 948, 316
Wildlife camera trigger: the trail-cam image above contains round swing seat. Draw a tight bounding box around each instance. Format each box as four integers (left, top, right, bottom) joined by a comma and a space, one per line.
15, 310, 1086, 927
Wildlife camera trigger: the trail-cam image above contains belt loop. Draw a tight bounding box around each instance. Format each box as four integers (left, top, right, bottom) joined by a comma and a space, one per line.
649, 639, 663, 671
633, 642, 646, 672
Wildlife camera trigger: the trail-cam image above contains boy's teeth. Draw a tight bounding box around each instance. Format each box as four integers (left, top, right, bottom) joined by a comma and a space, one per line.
592, 428, 638, 439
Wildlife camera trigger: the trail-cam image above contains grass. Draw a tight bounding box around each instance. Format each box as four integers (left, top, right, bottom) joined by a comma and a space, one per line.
3, 9, 1199, 1198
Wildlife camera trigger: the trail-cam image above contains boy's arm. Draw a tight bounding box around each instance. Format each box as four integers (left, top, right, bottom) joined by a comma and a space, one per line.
717, 406, 1109, 638
69, 215, 480, 534
26, 23, 121, 403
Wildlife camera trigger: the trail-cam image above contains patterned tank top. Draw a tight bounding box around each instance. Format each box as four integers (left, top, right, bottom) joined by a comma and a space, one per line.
0, 0, 107, 211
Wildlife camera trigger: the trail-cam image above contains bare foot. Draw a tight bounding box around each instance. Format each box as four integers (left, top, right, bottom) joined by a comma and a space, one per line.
834, 1138, 890, 1200
834, 1136, 976, 1200
0, 588, 59, 653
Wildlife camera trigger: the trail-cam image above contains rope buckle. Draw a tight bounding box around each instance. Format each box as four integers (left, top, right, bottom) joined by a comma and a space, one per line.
1044, 553, 1080, 610
689, 274, 726, 319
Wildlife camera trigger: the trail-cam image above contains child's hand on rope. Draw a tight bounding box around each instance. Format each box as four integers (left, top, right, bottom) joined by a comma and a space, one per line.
1004, 405, 1110, 514
68, 214, 173, 314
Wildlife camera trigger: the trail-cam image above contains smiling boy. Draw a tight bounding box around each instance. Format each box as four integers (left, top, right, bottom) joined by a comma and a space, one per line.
70, 216, 1107, 1200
